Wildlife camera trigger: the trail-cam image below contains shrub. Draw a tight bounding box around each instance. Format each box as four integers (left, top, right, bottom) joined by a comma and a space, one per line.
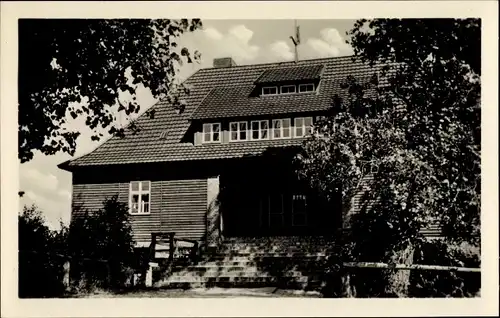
409, 240, 480, 297
67, 195, 136, 291
18, 206, 67, 298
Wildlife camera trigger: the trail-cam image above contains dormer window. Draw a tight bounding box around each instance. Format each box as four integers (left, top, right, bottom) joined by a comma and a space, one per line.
299, 83, 315, 93
203, 123, 221, 143
280, 85, 296, 94
260, 83, 316, 97
262, 86, 278, 96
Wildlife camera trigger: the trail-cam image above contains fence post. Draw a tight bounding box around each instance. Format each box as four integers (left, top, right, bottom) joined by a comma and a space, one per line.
168, 232, 175, 264
340, 263, 356, 297
385, 244, 415, 297
63, 260, 71, 292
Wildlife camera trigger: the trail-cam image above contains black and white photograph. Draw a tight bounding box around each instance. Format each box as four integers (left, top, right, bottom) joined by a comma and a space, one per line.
1, 1, 498, 317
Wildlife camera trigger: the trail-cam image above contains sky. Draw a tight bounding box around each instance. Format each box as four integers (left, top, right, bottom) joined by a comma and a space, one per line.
19, 19, 357, 229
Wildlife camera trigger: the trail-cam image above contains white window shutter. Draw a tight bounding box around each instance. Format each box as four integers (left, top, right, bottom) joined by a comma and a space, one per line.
222, 130, 230, 144
194, 132, 202, 146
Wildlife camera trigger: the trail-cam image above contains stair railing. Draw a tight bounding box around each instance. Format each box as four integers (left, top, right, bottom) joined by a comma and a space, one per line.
149, 232, 199, 265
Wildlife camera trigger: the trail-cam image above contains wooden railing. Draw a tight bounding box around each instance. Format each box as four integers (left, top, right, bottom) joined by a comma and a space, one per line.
149, 232, 199, 265
342, 261, 481, 273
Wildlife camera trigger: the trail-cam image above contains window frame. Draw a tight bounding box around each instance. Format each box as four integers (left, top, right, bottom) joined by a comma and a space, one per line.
298, 83, 315, 93
202, 122, 222, 144
261, 86, 278, 96
292, 194, 308, 226
294, 117, 313, 138
268, 194, 285, 228
280, 85, 296, 95
272, 118, 291, 140
229, 121, 248, 142
129, 181, 151, 215
250, 120, 270, 141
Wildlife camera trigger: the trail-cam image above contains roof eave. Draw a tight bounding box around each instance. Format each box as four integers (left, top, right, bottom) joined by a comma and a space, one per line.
57, 160, 73, 172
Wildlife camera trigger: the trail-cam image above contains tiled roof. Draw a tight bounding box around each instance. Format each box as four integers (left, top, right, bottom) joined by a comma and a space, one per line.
62, 56, 380, 169
254, 64, 324, 84
190, 79, 345, 120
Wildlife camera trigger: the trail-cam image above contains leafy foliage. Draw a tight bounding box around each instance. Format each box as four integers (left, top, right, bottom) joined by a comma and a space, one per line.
409, 240, 480, 297
18, 206, 67, 297
68, 195, 136, 290
19, 19, 202, 162
295, 18, 480, 296
18, 197, 137, 296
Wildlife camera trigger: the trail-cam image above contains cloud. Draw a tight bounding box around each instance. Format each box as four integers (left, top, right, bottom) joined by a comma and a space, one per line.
58, 189, 72, 200
228, 25, 254, 44
307, 38, 341, 57
304, 27, 353, 58
320, 28, 344, 45
25, 190, 41, 202
22, 189, 70, 229
269, 41, 294, 61
176, 24, 261, 71
21, 168, 59, 191
203, 27, 223, 40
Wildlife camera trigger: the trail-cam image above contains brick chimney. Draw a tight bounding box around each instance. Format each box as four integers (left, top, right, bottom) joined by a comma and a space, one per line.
213, 57, 237, 68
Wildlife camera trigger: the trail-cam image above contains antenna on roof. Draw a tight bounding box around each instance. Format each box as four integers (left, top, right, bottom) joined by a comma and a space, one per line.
290, 20, 301, 63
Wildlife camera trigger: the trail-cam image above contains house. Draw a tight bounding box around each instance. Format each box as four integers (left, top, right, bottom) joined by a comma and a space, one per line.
58, 56, 440, 288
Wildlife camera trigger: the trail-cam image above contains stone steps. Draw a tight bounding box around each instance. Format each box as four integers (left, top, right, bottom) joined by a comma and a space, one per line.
169, 268, 317, 277
206, 252, 328, 259
153, 239, 335, 290
154, 280, 321, 290
164, 275, 311, 283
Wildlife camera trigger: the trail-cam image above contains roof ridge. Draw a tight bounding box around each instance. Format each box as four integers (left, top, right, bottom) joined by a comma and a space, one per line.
198, 55, 355, 72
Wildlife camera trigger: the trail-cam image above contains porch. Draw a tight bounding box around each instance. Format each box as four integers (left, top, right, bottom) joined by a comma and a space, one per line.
216, 155, 342, 240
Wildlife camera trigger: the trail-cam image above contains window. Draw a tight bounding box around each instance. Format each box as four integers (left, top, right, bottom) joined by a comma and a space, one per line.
299, 83, 315, 93
262, 86, 278, 96
269, 194, 285, 228
294, 117, 313, 138
272, 118, 291, 139
129, 181, 151, 214
202, 123, 221, 143
258, 194, 285, 228
229, 121, 248, 142
251, 120, 269, 140
280, 85, 296, 94
292, 194, 307, 226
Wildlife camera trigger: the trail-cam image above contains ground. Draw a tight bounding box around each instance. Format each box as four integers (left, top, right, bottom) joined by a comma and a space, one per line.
73, 287, 323, 298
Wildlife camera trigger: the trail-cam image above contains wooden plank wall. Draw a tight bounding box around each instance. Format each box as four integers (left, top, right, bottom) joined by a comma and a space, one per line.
159, 179, 207, 241
72, 178, 207, 244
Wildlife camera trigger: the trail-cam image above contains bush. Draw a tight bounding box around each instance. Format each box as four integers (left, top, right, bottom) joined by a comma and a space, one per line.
409, 240, 480, 297
18, 206, 67, 298
19, 196, 138, 296
68, 195, 136, 291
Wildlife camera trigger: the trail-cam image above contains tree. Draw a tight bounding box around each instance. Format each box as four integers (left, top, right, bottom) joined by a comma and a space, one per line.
19, 19, 202, 163
295, 19, 480, 296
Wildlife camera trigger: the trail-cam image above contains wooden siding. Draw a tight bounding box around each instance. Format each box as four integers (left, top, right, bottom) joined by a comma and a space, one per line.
72, 178, 208, 244
159, 179, 207, 241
